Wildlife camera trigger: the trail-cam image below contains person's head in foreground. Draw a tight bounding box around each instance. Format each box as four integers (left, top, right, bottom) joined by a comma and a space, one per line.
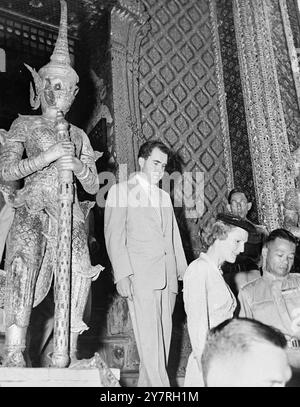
201, 318, 292, 387
262, 228, 297, 278
202, 213, 257, 264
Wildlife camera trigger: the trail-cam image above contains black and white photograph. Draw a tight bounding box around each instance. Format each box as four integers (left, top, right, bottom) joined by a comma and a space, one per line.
0, 0, 300, 393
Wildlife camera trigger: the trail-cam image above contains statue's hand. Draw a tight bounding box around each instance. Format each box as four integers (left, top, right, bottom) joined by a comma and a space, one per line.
56, 156, 83, 173
44, 141, 75, 164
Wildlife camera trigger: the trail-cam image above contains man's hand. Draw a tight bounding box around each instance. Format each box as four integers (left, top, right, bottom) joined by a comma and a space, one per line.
116, 276, 133, 300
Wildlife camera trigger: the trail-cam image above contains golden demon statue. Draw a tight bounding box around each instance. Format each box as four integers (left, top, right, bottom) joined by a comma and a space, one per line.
0, 0, 103, 368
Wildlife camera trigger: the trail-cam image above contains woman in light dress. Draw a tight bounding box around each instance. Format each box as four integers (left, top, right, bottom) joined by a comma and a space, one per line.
183, 213, 256, 386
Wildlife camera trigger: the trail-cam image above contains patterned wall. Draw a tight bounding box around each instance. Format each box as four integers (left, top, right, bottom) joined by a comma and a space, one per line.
216, 0, 258, 222
139, 0, 230, 259
269, 0, 300, 152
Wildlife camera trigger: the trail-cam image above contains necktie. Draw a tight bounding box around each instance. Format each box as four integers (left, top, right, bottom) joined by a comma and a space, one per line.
149, 186, 163, 229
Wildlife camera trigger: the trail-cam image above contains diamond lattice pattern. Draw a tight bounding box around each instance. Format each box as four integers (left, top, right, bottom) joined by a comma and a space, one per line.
139, 0, 228, 231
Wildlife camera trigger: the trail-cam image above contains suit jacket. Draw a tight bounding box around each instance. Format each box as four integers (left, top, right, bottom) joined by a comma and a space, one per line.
104, 175, 187, 293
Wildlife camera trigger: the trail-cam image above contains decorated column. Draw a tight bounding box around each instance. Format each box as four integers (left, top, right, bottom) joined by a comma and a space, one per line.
233, 0, 295, 230
110, 0, 149, 175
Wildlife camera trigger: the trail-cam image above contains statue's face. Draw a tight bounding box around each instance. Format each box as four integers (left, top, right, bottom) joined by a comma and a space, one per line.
41, 75, 78, 114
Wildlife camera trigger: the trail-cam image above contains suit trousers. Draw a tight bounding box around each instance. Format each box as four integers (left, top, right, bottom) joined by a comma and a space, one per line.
127, 283, 176, 387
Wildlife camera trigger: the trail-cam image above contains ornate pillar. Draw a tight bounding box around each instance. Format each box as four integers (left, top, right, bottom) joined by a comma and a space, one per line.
279, 0, 300, 111
110, 0, 149, 175
209, 0, 234, 194
233, 0, 294, 230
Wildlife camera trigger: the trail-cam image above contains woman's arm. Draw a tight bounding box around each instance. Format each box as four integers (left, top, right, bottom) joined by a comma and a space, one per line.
183, 261, 210, 366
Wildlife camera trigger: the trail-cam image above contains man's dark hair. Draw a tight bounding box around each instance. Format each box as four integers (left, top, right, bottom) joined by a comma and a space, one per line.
138, 140, 169, 160
228, 188, 251, 204
264, 228, 297, 247
201, 317, 287, 386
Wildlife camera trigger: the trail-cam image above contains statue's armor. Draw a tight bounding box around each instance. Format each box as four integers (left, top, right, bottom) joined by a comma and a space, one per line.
0, 114, 102, 334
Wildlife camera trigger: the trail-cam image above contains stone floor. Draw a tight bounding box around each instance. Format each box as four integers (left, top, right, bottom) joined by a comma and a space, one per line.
0, 333, 188, 387
2, 332, 299, 387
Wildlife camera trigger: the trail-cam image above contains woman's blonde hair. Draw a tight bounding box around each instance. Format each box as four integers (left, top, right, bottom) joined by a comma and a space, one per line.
201, 218, 236, 247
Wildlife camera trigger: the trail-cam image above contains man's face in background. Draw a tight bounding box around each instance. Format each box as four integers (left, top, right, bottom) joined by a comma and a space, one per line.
228, 192, 251, 219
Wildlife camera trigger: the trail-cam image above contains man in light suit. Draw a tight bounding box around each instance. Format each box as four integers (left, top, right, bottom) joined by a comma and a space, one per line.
104, 140, 187, 387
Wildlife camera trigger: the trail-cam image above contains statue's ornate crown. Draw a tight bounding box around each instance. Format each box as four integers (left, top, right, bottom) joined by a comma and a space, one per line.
25, 0, 78, 109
